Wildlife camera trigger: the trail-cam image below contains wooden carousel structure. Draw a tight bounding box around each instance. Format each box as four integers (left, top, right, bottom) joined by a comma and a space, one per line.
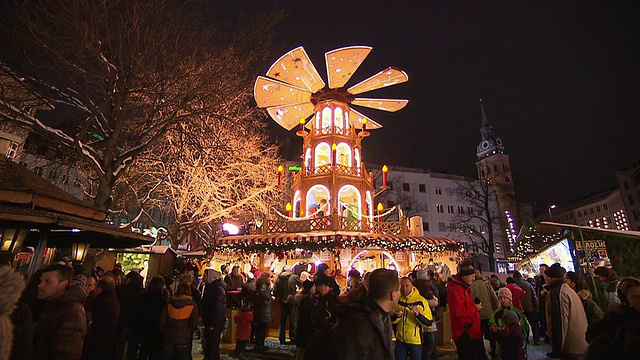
214, 46, 462, 280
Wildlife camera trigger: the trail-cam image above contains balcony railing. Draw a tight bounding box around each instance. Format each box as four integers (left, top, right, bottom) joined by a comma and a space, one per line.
290, 163, 373, 185
252, 214, 407, 235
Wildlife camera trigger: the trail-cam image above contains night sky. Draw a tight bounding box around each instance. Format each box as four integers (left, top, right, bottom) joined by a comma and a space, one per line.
263, 1, 640, 211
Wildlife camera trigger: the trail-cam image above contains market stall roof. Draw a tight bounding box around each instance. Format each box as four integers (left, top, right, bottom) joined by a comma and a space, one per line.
540, 222, 640, 240
0, 156, 153, 249
216, 231, 459, 252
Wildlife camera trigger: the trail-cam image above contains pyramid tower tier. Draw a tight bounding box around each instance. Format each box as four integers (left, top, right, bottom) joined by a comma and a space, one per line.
290, 100, 375, 221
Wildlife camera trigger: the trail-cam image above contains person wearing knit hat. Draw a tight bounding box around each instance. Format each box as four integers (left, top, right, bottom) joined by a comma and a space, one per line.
543, 263, 588, 358
447, 261, 485, 358
491, 310, 526, 360
489, 285, 530, 358
498, 287, 512, 302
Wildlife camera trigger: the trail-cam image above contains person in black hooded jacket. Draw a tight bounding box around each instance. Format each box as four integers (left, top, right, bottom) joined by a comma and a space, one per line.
201, 269, 226, 360
137, 276, 166, 360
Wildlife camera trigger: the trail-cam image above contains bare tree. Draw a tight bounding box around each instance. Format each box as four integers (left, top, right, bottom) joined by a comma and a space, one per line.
453, 177, 503, 272
114, 114, 282, 249
0, 0, 283, 212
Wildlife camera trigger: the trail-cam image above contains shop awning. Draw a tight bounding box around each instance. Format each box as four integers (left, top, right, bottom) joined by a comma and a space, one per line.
216, 231, 460, 252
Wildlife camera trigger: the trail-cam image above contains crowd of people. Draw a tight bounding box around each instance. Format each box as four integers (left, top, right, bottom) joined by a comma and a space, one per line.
448, 261, 640, 360
2, 258, 640, 360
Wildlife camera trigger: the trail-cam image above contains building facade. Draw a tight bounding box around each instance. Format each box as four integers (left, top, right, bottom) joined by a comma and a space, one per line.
475, 100, 523, 259
616, 160, 640, 231
553, 189, 631, 231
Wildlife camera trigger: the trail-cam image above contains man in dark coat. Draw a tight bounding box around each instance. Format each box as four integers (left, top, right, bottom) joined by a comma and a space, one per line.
274, 265, 301, 344
201, 269, 226, 360
33, 264, 87, 360
82, 275, 120, 360
329, 268, 401, 360
113, 271, 143, 360
136, 276, 166, 360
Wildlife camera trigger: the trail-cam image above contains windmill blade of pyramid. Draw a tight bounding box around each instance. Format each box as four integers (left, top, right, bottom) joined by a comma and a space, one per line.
325, 46, 373, 89
348, 107, 383, 130
347, 66, 409, 95
351, 98, 409, 112
254, 76, 313, 109
266, 103, 315, 130
265, 46, 326, 93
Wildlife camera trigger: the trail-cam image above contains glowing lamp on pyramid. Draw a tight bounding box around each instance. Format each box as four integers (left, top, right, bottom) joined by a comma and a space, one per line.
254, 45, 408, 223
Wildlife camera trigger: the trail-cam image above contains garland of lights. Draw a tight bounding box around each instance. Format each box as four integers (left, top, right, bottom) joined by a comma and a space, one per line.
214, 235, 463, 254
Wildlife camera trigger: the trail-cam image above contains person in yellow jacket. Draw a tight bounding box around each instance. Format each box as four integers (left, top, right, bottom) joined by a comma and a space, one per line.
392, 277, 434, 360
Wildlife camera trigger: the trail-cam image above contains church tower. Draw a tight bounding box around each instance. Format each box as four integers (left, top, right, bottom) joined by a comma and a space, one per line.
475, 99, 520, 259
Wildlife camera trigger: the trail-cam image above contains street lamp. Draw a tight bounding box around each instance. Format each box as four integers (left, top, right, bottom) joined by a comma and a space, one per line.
548, 204, 557, 220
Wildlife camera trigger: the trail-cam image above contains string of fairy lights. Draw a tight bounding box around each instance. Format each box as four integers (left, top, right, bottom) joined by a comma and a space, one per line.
214, 235, 463, 254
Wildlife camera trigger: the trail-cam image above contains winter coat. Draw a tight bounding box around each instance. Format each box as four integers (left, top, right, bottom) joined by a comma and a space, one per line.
159, 295, 199, 340
328, 298, 395, 360
425, 297, 439, 332
253, 282, 273, 324
201, 279, 226, 327
392, 287, 433, 345
586, 304, 640, 359
294, 293, 314, 348
273, 271, 301, 305
115, 283, 142, 329
311, 291, 340, 333
492, 322, 526, 360
33, 284, 87, 360
135, 292, 165, 356
600, 280, 621, 311
447, 275, 482, 341
488, 305, 530, 356
10, 302, 33, 360
514, 277, 538, 313
546, 281, 588, 356
581, 297, 604, 326
82, 289, 120, 360
240, 279, 256, 306
470, 279, 499, 320
234, 310, 254, 341
1, 267, 27, 360
505, 283, 526, 312
224, 273, 244, 291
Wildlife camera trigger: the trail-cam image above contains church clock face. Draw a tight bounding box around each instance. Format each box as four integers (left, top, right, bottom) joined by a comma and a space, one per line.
482, 141, 490, 149
496, 138, 503, 146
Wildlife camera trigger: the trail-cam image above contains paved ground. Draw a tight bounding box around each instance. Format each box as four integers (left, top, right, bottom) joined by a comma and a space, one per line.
192, 331, 557, 360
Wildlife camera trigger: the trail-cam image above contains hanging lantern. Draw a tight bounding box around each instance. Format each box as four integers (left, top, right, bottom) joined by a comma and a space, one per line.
0, 226, 29, 254
71, 242, 90, 263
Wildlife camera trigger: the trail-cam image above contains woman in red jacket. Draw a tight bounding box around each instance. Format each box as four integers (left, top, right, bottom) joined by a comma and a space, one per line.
447, 262, 486, 360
